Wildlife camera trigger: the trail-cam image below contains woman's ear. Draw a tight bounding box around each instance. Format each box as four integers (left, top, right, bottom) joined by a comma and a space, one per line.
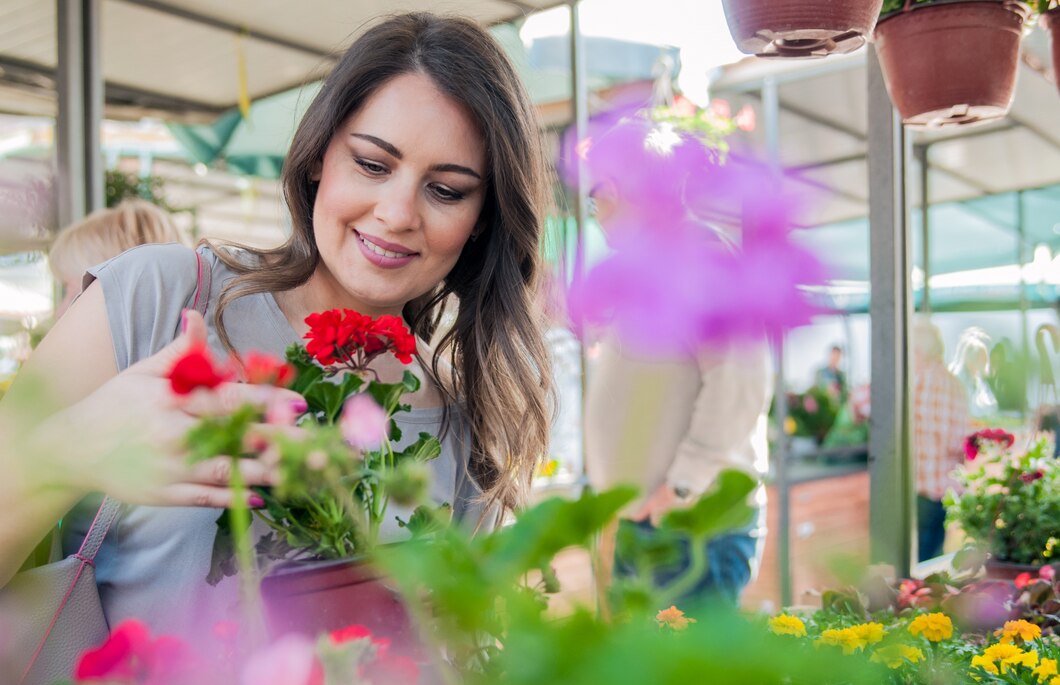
310, 160, 323, 182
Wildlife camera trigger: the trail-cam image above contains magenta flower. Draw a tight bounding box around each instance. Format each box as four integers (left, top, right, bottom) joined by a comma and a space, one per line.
240, 634, 320, 685
340, 394, 389, 451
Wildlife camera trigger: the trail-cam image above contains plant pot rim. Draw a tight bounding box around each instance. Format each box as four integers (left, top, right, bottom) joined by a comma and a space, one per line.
265, 554, 373, 578
879, 0, 1030, 24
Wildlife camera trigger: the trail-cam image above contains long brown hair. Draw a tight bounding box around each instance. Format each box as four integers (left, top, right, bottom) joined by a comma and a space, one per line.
209, 13, 553, 511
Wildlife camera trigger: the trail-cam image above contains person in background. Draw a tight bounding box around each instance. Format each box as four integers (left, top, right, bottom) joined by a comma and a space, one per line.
912, 317, 972, 562
48, 200, 185, 318
948, 327, 998, 421
814, 344, 848, 404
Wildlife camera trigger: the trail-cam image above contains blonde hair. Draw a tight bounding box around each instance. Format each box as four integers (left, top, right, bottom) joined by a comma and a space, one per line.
49, 200, 184, 283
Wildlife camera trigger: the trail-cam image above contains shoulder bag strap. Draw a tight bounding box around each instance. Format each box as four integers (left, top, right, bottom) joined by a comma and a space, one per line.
192, 249, 213, 317
73, 496, 123, 563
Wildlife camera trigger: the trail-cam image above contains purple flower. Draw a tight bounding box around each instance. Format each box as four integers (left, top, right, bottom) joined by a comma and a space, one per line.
340, 394, 389, 452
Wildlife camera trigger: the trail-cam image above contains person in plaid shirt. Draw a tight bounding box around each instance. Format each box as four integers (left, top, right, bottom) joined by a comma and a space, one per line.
912, 318, 973, 561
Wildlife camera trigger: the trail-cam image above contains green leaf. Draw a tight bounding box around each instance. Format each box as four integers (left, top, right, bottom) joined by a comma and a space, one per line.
394, 432, 442, 464
285, 344, 325, 395
367, 371, 420, 415
396, 503, 452, 538
659, 469, 756, 540
206, 510, 250, 586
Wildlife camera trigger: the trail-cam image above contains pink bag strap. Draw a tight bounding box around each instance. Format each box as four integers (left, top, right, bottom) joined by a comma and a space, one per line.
73, 497, 123, 564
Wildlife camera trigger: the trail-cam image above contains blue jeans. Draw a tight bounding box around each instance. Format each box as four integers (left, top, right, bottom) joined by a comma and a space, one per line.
614, 516, 760, 607
917, 495, 946, 562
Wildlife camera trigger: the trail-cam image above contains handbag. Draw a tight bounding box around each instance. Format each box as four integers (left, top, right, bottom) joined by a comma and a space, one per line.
0, 249, 214, 685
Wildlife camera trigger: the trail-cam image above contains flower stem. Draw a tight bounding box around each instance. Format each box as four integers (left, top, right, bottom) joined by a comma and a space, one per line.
229, 457, 266, 649
657, 533, 708, 606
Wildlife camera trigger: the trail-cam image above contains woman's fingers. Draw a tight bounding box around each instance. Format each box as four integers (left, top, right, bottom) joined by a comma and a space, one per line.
178, 382, 305, 418
187, 455, 278, 488
155, 483, 266, 509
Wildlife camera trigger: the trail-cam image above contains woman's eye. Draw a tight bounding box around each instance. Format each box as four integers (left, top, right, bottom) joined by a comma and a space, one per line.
430, 184, 465, 202
356, 159, 388, 175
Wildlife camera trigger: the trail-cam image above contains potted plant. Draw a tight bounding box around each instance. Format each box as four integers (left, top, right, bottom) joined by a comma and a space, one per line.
170, 309, 443, 652
721, 0, 885, 58
873, 0, 1031, 127
944, 429, 1060, 577
1037, 1, 1060, 94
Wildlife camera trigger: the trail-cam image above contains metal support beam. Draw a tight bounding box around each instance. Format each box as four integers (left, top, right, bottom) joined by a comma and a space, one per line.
763, 75, 793, 609
1017, 191, 1030, 416
916, 144, 930, 314
56, 0, 103, 227
568, 0, 589, 480
867, 46, 913, 577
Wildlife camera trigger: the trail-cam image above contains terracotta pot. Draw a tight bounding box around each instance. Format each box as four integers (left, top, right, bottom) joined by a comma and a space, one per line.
983, 558, 1040, 582
721, 0, 884, 58
1042, 9, 1060, 96
873, 1, 1029, 127
260, 557, 418, 653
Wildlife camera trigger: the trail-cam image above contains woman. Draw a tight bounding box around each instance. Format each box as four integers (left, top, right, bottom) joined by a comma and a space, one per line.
0, 12, 552, 641
49, 199, 185, 317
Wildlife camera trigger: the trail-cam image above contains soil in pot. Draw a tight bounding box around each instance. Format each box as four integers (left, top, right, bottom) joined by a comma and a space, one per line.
1042, 9, 1060, 96
721, 0, 884, 58
873, 1, 1028, 127
260, 557, 419, 655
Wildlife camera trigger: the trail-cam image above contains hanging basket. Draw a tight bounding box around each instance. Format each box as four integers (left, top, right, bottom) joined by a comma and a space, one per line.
721, 0, 885, 58
873, 0, 1029, 127
1042, 8, 1060, 96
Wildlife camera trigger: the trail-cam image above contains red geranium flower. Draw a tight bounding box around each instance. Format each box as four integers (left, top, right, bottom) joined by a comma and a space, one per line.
303, 310, 416, 369
964, 428, 1015, 461
242, 351, 296, 387
75, 619, 190, 685
166, 343, 231, 395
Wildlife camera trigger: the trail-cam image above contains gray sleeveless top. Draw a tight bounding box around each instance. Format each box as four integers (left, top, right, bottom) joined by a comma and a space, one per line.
62, 243, 489, 646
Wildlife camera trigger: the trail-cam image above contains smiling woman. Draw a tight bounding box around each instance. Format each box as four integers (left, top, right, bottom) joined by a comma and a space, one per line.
0, 11, 553, 651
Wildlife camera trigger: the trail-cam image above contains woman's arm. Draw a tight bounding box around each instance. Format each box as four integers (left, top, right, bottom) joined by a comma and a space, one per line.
0, 284, 302, 586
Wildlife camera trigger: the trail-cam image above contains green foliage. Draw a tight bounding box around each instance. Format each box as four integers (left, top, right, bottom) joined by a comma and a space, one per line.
786, 385, 840, 442
104, 169, 181, 212
945, 435, 1060, 565
660, 470, 755, 538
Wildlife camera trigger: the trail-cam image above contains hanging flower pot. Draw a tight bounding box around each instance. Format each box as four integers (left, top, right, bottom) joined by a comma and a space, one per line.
1041, 8, 1060, 95
873, 0, 1030, 127
721, 0, 885, 58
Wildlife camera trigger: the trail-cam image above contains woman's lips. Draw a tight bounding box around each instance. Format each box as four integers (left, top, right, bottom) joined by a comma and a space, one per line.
355, 230, 418, 268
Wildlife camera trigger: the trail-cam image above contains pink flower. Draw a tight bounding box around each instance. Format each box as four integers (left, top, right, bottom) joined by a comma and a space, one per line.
1040, 565, 1056, 582
709, 98, 732, 120
75, 619, 190, 685
340, 394, 389, 451
240, 635, 322, 685
735, 105, 756, 132
803, 396, 819, 414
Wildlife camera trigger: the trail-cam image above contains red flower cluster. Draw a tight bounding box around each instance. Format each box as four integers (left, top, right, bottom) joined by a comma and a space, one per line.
75, 619, 190, 685
963, 428, 1015, 461
166, 344, 232, 395
166, 345, 295, 396
303, 310, 417, 368
303, 624, 418, 685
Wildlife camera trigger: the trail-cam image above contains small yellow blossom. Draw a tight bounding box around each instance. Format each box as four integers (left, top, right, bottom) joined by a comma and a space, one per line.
1001, 649, 1039, 672
908, 613, 953, 642
1034, 658, 1058, 683
871, 644, 925, 669
983, 643, 1024, 662
536, 459, 559, 478
995, 619, 1042, 644
655, 605, 696, 631
1050, 676, 1060, 685
971, 654, 1000, 675
851, 622, 885, 646
768, 614, 807, 637
815, 628, 863, 655
784, 416, 796, 434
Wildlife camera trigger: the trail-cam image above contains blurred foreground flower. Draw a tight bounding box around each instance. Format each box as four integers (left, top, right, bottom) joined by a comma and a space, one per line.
340, 393, 389, 451
655, 605, 696, 631
75, 619, 190, 685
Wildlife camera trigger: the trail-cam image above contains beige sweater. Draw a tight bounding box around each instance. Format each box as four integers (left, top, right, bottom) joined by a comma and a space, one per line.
585, 337, 772, 508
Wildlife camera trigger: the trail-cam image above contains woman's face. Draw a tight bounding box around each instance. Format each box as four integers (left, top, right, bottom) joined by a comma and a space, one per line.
310, 72, 487, 316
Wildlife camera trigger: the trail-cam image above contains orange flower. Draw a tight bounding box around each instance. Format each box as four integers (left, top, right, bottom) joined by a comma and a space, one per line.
656, 606, 697, 631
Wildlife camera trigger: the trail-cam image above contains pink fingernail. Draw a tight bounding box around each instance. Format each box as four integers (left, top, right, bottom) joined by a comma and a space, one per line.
249, 495, 265, 508
291, 398, 308, 414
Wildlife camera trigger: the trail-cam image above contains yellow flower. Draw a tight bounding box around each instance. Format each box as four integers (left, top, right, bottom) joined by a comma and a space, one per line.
983, 643, 1024, 662
1050, 677, 1060, 685
851, 622, 885, 646
784, 416, 796, 434
1001, 650, 1039, 672
655, 605, 696, 631
972, 654, 1000, 675
768, 614, 807, 637
816, 628, 863, 655
536, 459, 559, 478
995, 619, 1042, 644
871, 644, 925, 669
908, 613, 954, 642
1034, 658, 1058, 683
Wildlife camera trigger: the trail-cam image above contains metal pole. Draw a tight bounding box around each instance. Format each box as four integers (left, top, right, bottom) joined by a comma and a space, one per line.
56, 0, 103, 227
762, 75, 792, 608
916, 144, 930, 314
867, 46, 913, 577
1017, 191, 1030, 416
569, 0, 590, 487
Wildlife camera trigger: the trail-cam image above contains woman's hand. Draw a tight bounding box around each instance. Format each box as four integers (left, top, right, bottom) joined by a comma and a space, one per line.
29, 310, 305, 508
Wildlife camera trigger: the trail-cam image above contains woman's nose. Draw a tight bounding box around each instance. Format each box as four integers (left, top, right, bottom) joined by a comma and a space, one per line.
373, 180, 421, 232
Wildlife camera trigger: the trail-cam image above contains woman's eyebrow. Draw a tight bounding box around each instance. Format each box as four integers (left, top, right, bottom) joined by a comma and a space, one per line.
351, 132, 482, 180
